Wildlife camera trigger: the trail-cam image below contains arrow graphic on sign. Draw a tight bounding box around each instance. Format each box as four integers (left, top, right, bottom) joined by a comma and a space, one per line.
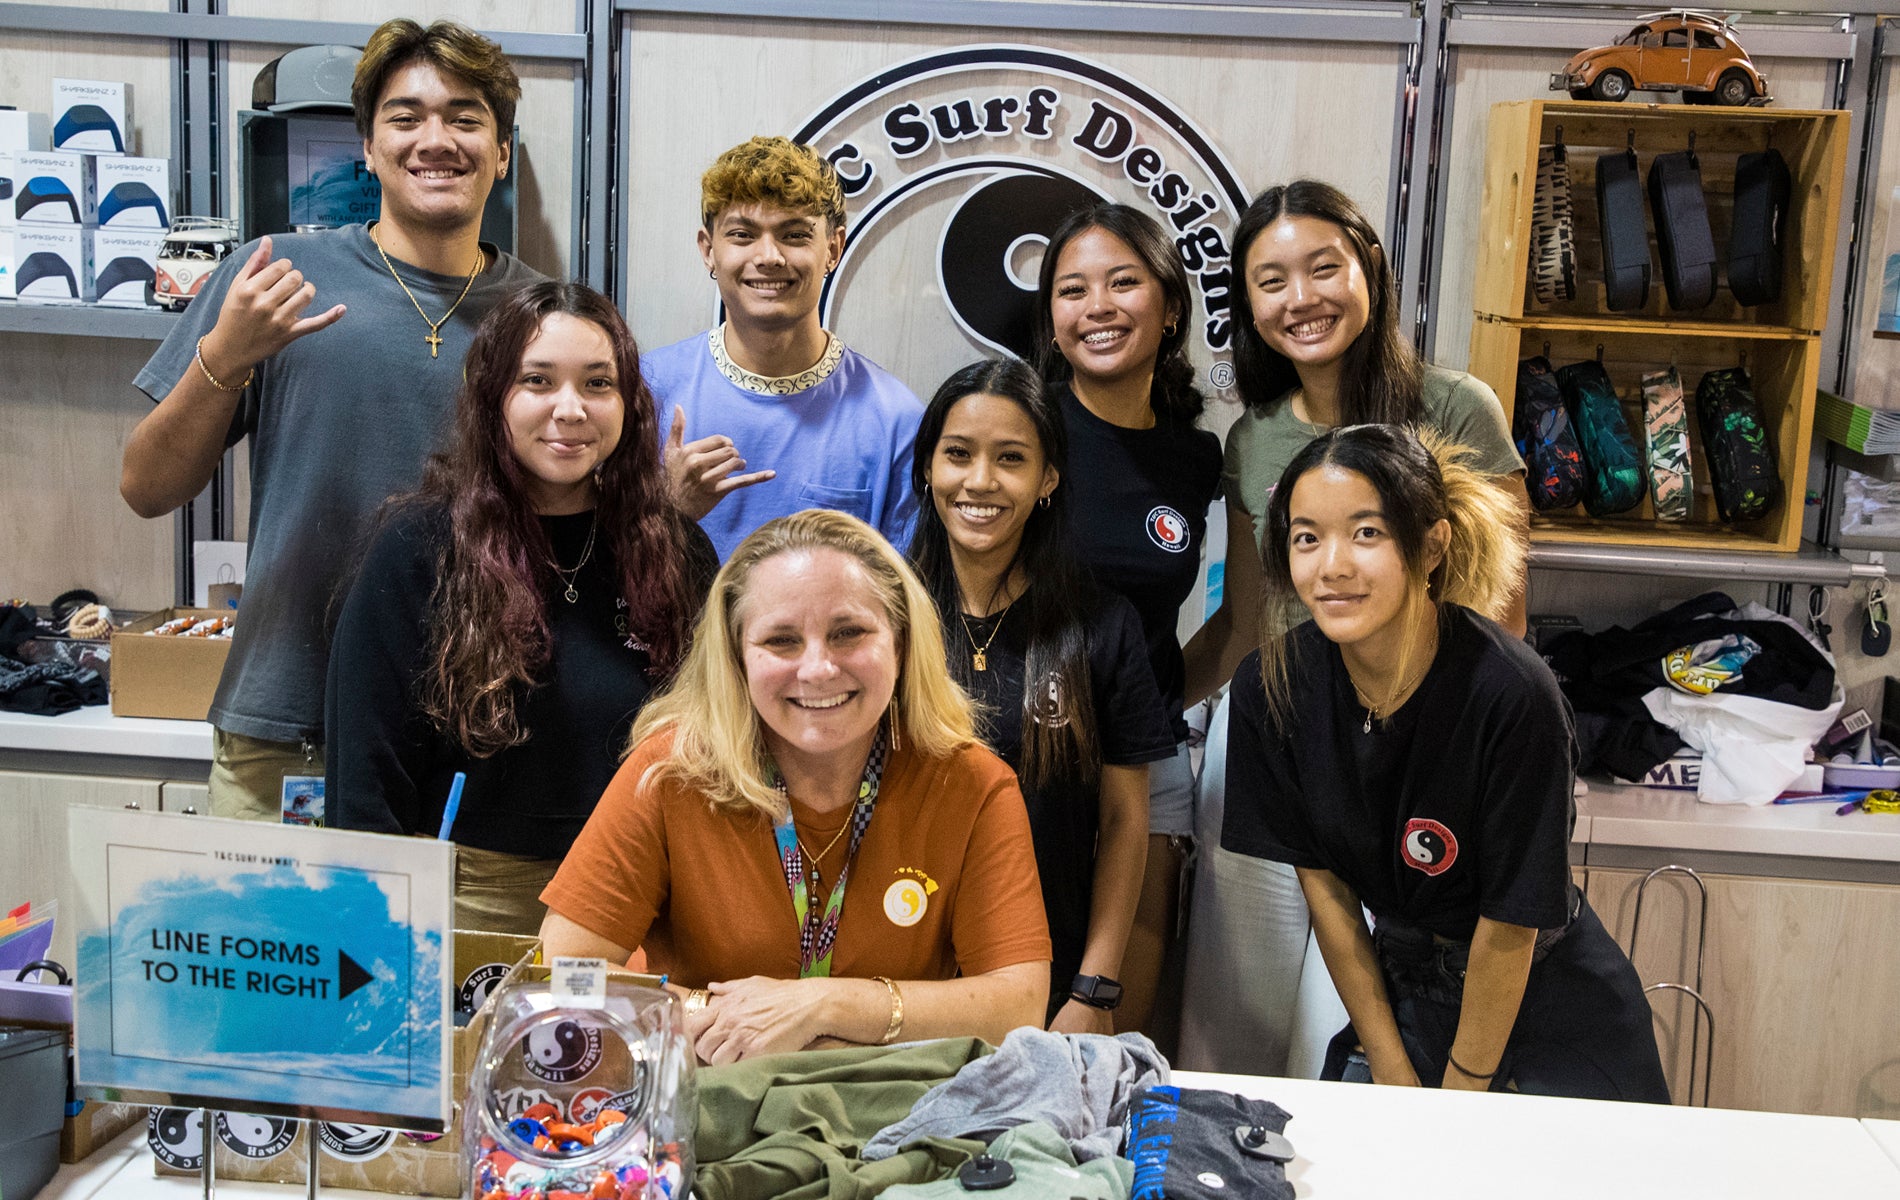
338, 949, 372, 1000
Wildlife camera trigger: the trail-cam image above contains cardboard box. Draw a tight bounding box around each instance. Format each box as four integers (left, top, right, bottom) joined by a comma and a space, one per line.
150, 932, 540, 1196
109, 607, 233, 720
13, 224, 92, 304
52, 80, 129, 155
12, 150, 95, 225
95, 155, 170, 229
0, 110, 50, 153
93, 227, 163, 307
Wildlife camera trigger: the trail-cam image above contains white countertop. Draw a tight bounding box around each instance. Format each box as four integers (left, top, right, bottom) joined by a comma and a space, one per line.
1865, 1119, 1900, 1171
1577, 780, 1900, 863
1177, 1069, 1900, 1199
0, 707, 213, 761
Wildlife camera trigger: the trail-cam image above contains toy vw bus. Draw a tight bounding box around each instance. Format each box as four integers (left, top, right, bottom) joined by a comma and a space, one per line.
153, 216, 239, 311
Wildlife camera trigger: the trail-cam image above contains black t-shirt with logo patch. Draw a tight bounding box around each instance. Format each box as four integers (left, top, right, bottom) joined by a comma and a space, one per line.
1222, 604, 1575, 939
1058, 383, 1222, 739
954, 588, 1177, 991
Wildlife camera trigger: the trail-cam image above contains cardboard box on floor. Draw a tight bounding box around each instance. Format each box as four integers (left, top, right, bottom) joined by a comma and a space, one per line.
109, 607, 233, 720
150, 931, 544, 1195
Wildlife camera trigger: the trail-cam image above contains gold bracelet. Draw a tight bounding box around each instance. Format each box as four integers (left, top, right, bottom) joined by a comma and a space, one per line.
871, 975, 904, 1045
195, 335, 254, 393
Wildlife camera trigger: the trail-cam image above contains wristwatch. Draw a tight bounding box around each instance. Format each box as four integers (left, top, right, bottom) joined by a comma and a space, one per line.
1069, 974, 1123, 1011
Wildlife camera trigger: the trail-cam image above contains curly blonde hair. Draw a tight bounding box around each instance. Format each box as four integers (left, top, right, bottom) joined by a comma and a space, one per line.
629, 509, 974, 819
700, 136, 846, 230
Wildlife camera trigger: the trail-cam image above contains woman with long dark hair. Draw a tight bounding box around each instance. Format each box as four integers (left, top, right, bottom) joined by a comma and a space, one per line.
1182, 179, 1528, 706
1035, 202, 1223, 1033
1223, 424, 1666, 1100
910, 358, 1174, 1031
328, 280, 713, 933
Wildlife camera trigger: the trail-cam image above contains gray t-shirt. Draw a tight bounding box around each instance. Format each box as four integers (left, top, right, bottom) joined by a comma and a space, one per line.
134, 224, 543, 741
1221, 363, 1524, 556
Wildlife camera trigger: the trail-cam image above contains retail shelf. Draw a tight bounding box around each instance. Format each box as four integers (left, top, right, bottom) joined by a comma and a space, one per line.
1528, 540, 1884, 584
0, 303, 181, 340
1490, 314, 1818, 341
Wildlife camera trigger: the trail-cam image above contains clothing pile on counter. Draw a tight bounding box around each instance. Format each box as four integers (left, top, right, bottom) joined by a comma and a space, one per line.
1543, 591, 1843, 804
692, 1028, 1295, 1200
0, 604, 107, 716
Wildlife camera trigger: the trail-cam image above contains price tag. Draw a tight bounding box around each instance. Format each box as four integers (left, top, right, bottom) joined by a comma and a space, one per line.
550, 957, 608, 1009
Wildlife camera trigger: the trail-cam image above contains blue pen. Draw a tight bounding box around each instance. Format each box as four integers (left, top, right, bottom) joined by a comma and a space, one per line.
438, 772, 467, 840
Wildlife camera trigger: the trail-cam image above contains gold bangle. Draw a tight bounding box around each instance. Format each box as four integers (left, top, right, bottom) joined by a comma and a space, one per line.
871, 975, 904, 1045
195, 335, 253, 393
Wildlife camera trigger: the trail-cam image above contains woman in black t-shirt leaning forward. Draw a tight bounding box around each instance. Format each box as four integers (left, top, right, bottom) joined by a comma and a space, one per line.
328, 281, 713, 935
1035, 203, 1224, 1034
909, 358, 1176, 1031
1223, 424, 1668, 1100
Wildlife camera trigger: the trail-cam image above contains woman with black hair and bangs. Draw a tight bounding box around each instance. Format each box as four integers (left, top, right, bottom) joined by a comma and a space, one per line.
1222, 423, 1667, 1100
910, 357, 1175, 1031
327, 281, 714, 935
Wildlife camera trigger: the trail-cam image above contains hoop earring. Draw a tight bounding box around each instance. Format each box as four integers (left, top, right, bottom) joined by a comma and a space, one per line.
1163, 321, 1179, 337
1037, 495, 1052, 509
708, 269, 717, 280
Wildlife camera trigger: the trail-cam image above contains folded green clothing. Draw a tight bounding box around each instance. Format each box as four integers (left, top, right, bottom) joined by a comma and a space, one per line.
695, 1038, 998, 1200
877, 1122, 1134, 1199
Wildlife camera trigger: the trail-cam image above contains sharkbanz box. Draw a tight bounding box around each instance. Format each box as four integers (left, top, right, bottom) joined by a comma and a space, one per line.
52, 79, 129, 154
12, 224, 92, 303
94, 155, 170, 229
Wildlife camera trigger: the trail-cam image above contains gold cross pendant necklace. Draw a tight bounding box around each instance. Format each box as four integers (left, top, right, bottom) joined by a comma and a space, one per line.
370, 225, 483, 358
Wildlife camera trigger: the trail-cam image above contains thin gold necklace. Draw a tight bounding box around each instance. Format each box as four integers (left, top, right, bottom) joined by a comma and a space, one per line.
796, 817, 852, 877
1347, 630, 1438, 734
550, 514, 598, 604
370, 225, 482, 358
958, 595, 1018, 672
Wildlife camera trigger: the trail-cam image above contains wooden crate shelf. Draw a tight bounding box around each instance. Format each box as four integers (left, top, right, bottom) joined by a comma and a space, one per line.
1469, 99, 1847, 555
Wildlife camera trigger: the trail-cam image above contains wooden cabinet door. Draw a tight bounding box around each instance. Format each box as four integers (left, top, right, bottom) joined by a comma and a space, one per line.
1589, 865, 1900, 1118
0, 770, 162, 971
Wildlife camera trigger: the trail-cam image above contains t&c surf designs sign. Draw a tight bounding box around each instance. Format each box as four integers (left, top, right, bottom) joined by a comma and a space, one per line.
794, 45, 1249, 390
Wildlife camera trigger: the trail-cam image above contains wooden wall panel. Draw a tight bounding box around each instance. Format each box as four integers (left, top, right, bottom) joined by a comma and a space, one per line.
622, 15, 1403, 437
224, 0, 576, 35
1847, 56, 1899, 410
1433, 51, 1839, 370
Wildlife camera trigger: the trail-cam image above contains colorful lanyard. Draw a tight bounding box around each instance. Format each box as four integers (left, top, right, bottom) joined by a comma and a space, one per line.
770, 733, 888, 978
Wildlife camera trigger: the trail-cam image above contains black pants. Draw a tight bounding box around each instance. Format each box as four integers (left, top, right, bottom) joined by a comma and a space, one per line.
1322, 897, 1671, 1103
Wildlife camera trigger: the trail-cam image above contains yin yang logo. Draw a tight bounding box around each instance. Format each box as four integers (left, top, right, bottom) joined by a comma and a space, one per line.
522, 1017, 604, 1083
1146, 506, 1190, 553
456, 961, 510, 1016
1401, 817, 1458, 877
215, 1112, 298, 1159
148, 1107, 205, 1170
936, 169, 1105, 360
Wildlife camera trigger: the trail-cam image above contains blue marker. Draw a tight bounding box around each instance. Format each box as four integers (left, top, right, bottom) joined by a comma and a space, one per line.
438, 772, 466, 840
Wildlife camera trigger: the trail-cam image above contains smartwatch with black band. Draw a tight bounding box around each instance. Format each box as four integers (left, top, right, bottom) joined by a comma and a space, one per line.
1069, 974, 1123, 1011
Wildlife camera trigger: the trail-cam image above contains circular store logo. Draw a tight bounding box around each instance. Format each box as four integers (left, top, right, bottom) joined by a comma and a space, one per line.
148, 1108, 205, 1170
1401, 818, 1460, 877
522, 1018, 604, 1084
1146, 505, 1190, 552
792, 45, 1248, 390
456, 961, 511, 1016
883, 878, 929, 927
216, 1112, 299, 1160
318, 1123, 397, 1162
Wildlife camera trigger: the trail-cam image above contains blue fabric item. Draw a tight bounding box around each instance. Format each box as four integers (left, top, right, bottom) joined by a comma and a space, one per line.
1125, 1085, 1294, 1200
1555, 359, 1643, 516
645, 327, 922, 562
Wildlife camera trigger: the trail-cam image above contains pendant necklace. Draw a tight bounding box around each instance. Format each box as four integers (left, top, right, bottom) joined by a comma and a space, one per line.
959, 596, 1017, 672
796, 817, 853, 884
370, 224, 483, 358
550, 514, 599, 603
1348, 630, 1438, 733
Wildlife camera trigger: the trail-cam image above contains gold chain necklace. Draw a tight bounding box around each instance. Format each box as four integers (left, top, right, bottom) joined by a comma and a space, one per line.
550, 514, 598, 604
796, 817, 853, 879
958, 596, 1018, 672
370, 225, 483, 358
1347, 630, 1438, 734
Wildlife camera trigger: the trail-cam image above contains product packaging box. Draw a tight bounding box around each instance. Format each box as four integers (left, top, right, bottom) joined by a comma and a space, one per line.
94, 155, 170, 229
52, 79, 129, 155
13, 224, 92, 304
109, 607, 233, 720
150, 932, 541, 1196
0, 227, 13, 299
92, 227, 162, 306
12, 150, 95, 225
0, 110, 50, 153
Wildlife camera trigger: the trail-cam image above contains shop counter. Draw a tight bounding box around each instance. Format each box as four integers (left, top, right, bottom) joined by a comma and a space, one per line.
1577, 780, 1900, 881
0, 708, 213, 774
37, 1075, 1900, 1200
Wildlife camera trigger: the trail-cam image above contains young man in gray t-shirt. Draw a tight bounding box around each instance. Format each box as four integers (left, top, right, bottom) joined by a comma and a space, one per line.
123, 18, 542, 819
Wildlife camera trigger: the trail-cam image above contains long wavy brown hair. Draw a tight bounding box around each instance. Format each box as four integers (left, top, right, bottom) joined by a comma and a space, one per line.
412, 281, 695, 755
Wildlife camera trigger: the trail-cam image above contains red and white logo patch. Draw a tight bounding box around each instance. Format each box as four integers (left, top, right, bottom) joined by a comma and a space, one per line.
1146, 505, 1190, 553
1401, 818, 1458, 876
